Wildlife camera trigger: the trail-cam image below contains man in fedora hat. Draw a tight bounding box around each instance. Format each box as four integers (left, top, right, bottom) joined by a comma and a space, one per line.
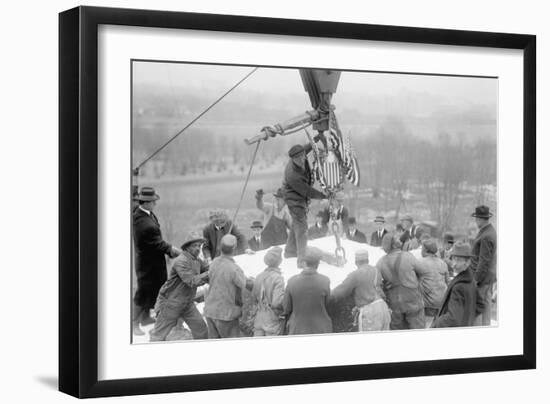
133, 186, 181, 336
248, 220, 266, 252
149, 232, 209, 341
345, 217, 367, 244
469, 205, 497, 326
203, 234, 255, 338
308, 211, 328, 240
432, 242, 477, 328
282, 144, 328, 267
255, 188, 292, 248
202, 209, 251, 263
370, 216, 388, 247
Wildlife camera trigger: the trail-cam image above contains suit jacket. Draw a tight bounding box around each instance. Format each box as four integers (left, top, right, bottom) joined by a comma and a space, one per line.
321, 206, 350, 233
346, 229, 367, 244
432, 268, 477, 328
308, 223, 328, 240
133, 208, 172, 307
202, 221, 247, 260
283, 268, 332, 335
248, 236, 267, 252
399, 225, 422, 250
370, 228, 388, 247
469, 223, 497, 285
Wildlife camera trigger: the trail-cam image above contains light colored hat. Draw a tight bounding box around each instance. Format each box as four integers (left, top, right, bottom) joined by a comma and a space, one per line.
304, 247, 323, 265
450, 242, 474, 258
264, 247, 283, 267
220, 234, 237, 248
180, 231, 205, 250
355, 249, 369, 262
422, 239, 438, 254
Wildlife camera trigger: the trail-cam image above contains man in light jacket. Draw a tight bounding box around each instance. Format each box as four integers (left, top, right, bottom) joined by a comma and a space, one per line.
418, 239, 449, 327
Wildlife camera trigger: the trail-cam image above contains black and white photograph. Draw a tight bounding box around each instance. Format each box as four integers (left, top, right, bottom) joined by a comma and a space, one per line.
131, 61, 498, 342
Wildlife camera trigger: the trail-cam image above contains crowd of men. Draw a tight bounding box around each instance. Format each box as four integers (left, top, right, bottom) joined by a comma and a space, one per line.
132, 180, 497, 339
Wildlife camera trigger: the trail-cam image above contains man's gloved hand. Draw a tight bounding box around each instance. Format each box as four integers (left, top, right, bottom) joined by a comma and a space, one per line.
255, 189, 264, 200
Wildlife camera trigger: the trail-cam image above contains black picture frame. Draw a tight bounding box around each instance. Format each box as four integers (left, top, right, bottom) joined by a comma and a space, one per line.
59, 5, 536, 399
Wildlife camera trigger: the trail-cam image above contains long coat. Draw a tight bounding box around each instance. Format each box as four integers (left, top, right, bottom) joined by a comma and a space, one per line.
432, 268, 477, 328
133, 208, 172, 309
469, 223, 497, 286
283, 268, 332, 335
202, 221, 247, 260
370, 229, 388, 247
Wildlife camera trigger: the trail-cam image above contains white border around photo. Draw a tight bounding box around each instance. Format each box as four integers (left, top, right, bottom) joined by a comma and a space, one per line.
97, 24, 523, 381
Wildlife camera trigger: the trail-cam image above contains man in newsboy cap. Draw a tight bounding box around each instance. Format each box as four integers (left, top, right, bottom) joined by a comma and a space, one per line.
203, 234, 254, 338
469, 205, 497, 326
282, 143, 328, 267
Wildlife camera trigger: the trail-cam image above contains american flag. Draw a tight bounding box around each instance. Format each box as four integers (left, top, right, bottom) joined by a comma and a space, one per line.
329, 113, 361, 187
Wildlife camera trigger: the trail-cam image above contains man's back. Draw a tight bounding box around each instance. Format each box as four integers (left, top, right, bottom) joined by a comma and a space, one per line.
204, 255, 246, 321
283, 269, 332, 334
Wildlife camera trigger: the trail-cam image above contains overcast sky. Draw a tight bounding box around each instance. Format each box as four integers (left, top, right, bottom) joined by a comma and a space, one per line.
133, 60, 497, 106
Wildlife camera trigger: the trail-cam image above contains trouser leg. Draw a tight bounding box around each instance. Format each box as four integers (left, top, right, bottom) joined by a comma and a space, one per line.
181, 303, 208, 340
149, 303, 181, 342
284, 223, 297, 258
206, 317, 221, 339
390, 310, 406, 330
253, 329, 266, 336
287, 206, 308, 263
132, 302, 146, 324
476, 284, 493, 326
208, 318, 241, 338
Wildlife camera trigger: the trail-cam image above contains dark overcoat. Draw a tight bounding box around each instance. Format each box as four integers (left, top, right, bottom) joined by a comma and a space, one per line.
346, 229, 367, 244
202, 221, 247, 260
469, 223, 497, 286
370, 228, 388, 247
432, 268, 477, 328
133, 208, 172, 309
248, 236, 268, 252
283, 268, 332, 335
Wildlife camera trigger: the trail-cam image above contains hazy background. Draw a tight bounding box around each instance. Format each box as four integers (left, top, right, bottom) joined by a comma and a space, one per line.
132, 61, 497, 245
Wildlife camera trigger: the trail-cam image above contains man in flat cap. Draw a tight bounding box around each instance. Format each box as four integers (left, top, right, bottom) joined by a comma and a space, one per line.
469, 205, 497, 326
132, 187, 181, 336
418, 238, 449, 327
282, 144, 328, 267
432, 242, 477, 328
283, 247, 332, 335
255, 188, 292, 248
202, 209, 251, 263
203, 234, 254, 338
399, 214, 422, 251
150, 232, 209, 341
251, 247, 286, 336
330, 249, 390, 331
370, 216, 388, 247
345, 217, 367, 244
377, 233, 426, 330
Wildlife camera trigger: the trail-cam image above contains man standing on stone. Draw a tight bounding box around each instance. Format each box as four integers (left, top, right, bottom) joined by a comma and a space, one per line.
203, 234, 254, 338
469, 205, 497, 326
331, 249, 391, 331
282, 144, 327, 267
150, 232, 209, 341
132, 187, 181, 336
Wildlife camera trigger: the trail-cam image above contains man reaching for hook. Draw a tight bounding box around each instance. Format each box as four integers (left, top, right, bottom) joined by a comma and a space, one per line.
282, 142, 329, 268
